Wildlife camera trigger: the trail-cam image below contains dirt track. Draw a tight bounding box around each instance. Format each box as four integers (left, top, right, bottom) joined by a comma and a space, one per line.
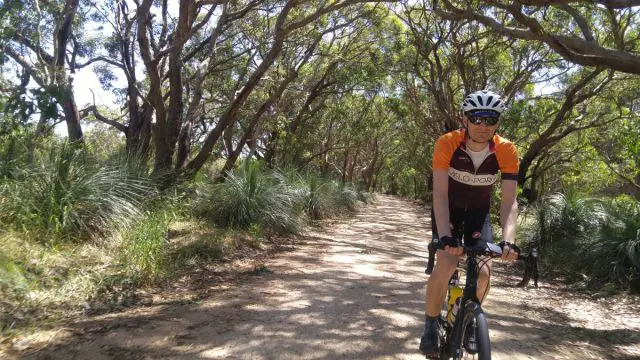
7, 195, 640, 359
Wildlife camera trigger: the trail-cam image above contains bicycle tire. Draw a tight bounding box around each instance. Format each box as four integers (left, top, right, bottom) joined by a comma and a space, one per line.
458, 302, 491, 360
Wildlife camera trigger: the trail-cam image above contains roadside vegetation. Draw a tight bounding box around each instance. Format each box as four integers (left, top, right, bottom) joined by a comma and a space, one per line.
1, 0, 639, 344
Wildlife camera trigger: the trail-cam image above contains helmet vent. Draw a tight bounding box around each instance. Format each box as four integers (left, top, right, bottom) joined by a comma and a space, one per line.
468, 99, 477, 107
476, 95, 484, 106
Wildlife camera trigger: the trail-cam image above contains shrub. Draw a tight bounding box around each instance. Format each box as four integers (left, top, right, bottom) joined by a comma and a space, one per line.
527, 190, 640, 291
577, 196, 640, 290
119, 208, 173, 284
192, 161, 303, 234
0, 143, 155, 242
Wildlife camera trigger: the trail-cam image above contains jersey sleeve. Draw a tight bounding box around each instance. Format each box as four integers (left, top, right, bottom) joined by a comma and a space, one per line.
432, 134, 455, 170
496, 141, 519, 181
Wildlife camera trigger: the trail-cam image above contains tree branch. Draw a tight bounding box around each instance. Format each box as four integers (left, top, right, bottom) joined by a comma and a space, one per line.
12, 31, 55, 65
559, 3, 595, 42
80, 105, 128, 133
74, 56, 126, 70
436, 0, 640, 74
79, 90, 128, 133
516, 0, 640, 8
594, 146, 640, 190
4, 47, 46, 85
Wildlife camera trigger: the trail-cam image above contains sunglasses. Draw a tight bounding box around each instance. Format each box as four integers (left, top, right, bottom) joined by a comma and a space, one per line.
467, 115, 500, 126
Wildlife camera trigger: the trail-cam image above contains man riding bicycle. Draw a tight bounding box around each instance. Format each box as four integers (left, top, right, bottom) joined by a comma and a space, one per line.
420, 90, 520, 357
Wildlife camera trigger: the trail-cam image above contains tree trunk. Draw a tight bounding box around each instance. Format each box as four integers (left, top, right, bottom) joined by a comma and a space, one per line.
363, 140, 379, 191
56, 0, 83, 142
126, 103, 153, 159
184, 3, 295, 176
389, 174, 398, 195
348, 150, 359, 183
162, 0, 192, 173
342, 149, 349, 184
61, 85, 83, 143
264, 131, 279, 168
219, 71, 296, 179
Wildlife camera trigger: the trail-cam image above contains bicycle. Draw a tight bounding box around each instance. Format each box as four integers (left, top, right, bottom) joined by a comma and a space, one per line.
426, 240, 522, 360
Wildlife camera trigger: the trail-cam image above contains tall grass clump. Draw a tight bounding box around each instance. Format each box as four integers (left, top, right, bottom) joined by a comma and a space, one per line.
0, 231, 115, 334
528, 188, 640, 291
357, 188, 375, 204
535, 188, 605, 250
0, 143, 155, 242
0, 249, 30, 332
577, 196, 640, 290
192, 161, 303, 234
301, 177, 367, 220
119, 208, 174, 284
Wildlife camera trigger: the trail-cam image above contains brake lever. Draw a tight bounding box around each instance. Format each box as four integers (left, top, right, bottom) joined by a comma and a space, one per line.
486, 242, 503, 256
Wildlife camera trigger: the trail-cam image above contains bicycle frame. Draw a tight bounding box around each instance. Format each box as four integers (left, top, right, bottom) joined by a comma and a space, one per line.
440, 254, 487, 359
430, 240, 521, 360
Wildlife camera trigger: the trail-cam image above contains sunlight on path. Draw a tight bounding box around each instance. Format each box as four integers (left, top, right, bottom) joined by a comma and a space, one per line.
11, 195, 640, 360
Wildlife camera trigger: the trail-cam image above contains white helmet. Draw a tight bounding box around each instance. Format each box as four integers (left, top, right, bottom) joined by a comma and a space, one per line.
461, 90, 505, 115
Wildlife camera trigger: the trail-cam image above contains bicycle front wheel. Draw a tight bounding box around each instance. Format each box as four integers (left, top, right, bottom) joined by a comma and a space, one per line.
458, 302, 491, 360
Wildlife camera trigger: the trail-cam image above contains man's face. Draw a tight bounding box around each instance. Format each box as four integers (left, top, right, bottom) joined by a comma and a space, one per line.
464, 113, 500, 143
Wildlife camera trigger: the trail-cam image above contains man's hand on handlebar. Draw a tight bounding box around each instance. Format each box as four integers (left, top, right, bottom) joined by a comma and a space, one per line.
499, 241, 520, 262
438, 236, 521, 261
440, 236, 463, 256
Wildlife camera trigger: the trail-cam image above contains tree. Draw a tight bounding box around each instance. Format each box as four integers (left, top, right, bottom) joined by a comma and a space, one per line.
507, 67, 636, 202
2, 0, 87, 142
434, 0, 640, 75
396, 0, 560, 198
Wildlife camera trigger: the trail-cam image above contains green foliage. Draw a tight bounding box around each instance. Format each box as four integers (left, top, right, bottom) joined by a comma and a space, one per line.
0, 232, 117, 335
301, 176, 367, 220
535, 188, 605, 249
192, 161, 303, 234
525, 190, 640, 291
119, 208, 173, 284
0, 142, 155, 242
579, 196, 640, 290
192, 161, 369, 229
305, 176, 330, 220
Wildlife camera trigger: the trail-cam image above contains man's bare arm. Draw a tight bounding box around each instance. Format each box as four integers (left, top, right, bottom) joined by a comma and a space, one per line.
433, 170, 451, 239
500, 179, 518, 243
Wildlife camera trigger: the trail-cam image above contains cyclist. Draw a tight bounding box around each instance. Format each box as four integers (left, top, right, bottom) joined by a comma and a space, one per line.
420, 90, 520, 357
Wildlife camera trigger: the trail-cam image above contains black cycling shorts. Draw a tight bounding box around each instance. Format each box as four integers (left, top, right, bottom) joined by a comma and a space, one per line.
431, 207, 493, 246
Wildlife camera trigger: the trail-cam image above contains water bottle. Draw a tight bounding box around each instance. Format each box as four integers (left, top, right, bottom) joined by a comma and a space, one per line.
447, 285, 463, 325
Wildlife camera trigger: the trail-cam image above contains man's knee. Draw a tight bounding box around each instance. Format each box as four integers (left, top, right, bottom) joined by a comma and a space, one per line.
432, 250, 458, 276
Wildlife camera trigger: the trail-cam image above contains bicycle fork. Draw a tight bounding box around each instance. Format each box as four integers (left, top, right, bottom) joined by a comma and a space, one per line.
447, 257, 481, 359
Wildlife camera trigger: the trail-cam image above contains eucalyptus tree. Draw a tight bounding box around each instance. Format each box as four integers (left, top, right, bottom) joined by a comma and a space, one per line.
595, 118, 640, 197
397, 0, 555, 136
1, 0, 91, 142
61, 0, 391, 180
209, 6, 366, 172
584, 77, 640, 198
506, 66, 639, 201
216, 25, 332, 177
256, 5, 404, 174
433, 0, 640, 75
395, 0, 560, 199
182, 0, 392, 179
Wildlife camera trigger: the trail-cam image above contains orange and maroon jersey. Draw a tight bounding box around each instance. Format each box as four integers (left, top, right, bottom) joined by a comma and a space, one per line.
432, 129, 519, 211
